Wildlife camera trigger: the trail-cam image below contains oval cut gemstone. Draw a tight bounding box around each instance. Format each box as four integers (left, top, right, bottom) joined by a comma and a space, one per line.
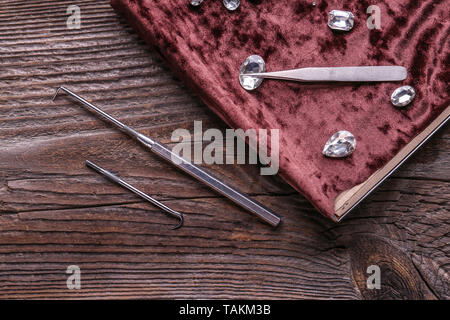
323, 131, 356, 158
327, 10, 354, 31
190, 0, 203, 6
239, 55, 266, 90
391, 85, 415, 107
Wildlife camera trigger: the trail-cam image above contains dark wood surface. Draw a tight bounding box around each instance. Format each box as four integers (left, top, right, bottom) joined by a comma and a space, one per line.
0, 0, 448, 299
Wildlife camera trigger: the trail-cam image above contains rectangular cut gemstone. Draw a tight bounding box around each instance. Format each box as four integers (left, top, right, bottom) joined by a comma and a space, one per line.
328, 10, 354, 31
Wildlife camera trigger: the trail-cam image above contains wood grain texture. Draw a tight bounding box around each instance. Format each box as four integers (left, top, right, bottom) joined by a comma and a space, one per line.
0, 0, 448, 299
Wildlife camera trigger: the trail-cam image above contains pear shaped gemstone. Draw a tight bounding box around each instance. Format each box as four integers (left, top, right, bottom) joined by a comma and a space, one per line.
391, 85, 415, 107
223, 0, 240, 11
239, 55, 266, 90
323, 131, 356, 158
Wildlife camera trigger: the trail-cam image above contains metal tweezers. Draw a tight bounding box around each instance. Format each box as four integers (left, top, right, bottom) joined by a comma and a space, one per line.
53, 87, 281, 228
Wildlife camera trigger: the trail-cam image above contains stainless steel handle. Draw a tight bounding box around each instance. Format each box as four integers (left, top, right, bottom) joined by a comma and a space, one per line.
138, 137, 281, 227
250, 66, 407, 82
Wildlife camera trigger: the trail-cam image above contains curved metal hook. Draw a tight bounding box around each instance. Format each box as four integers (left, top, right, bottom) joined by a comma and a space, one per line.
158, 199, 184, 230
52, 86, 65, 101
172, 214, 184, 230
85, 160, 184, 230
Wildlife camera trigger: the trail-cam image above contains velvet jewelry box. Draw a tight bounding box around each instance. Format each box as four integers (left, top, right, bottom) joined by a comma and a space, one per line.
110, 0, 449, 221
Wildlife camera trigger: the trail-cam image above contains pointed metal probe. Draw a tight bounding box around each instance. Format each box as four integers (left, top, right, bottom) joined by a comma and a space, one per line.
86, 160, 184, 230
53, 86, 281, 227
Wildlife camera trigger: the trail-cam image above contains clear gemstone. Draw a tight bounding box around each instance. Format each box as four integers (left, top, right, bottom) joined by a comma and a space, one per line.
391, 85, 415, 107
327, 10, 354, 31
223, 0, 240, 11
239, 55, 266, 90
323, 131, 356, 158
190, 0, 203, 6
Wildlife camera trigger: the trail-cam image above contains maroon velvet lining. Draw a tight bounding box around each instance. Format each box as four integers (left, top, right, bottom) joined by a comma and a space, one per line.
110, 0, 449, 219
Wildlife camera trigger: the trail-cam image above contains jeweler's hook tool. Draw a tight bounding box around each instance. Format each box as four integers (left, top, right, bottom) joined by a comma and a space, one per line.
53, 86, 281, 227
85, 160, 184, 230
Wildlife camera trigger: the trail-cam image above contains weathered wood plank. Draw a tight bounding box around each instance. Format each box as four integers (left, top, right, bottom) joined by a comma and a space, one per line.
0, 0, 448, 299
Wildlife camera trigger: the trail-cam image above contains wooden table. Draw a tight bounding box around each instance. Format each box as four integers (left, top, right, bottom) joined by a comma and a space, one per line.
0, 0, 448, 299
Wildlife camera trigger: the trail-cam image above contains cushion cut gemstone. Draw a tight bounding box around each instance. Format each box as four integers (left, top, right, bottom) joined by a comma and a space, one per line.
323, 131, 356, 158
190, 0, 203, 6
239, 55, 266, 90
223, 0, 240, 11
327, 10, 354, 31
391, 85, 415, 107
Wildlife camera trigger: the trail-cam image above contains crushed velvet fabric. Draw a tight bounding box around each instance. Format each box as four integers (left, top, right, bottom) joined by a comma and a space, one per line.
110, 0, 449, 219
